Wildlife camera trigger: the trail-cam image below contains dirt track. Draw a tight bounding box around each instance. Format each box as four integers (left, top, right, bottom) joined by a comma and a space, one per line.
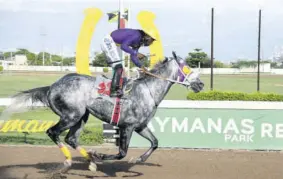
0, 145, 282, 179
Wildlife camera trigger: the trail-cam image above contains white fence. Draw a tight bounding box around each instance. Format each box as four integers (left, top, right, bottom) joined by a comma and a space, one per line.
271, 69, 283, 74
3, 65, 112, 73
2, 65, 283, 75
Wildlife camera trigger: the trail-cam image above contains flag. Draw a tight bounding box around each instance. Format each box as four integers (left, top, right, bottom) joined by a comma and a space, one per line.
122, 9, 128, 20
107, 9, 128, 23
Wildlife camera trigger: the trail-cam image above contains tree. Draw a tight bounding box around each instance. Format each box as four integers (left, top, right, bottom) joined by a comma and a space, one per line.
0, 52, 3, 60
63, 57, 75, 66
214, 60, 226, 68
36, 52, 52, 65
185, 48, 210, 68
142, 56, 150, 68
231, 59, 272, 68
51, 55, 64, 66
3, 52, 12, 59
124, 55, 150, 68
92, 52, 108, 67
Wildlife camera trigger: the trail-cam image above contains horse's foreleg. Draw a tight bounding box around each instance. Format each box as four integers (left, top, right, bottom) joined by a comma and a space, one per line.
92, 126, 134, 161
130, 126, 158, 163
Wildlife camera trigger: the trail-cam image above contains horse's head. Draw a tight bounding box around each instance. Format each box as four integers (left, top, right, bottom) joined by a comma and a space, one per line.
162, 51, 204, 93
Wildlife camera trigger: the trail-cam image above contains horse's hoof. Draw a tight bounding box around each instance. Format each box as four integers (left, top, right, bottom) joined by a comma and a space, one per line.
128, 157, 142, 164
63, 159, 72, 167
60, 160, 72, 173
52, 160, 71, 174
88, 149, 96, 155
88, 151, 103, 164
89, 162, 97, 172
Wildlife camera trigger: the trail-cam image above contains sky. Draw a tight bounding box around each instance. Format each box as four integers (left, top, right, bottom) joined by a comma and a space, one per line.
1, 0, 283, 62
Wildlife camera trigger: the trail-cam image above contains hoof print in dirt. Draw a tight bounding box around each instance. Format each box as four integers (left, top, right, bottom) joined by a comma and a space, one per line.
46, 171, 67, 179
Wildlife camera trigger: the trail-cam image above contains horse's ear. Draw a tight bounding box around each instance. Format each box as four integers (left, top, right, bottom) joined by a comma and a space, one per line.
172, 51, 178, 60
163, 57, 169, 64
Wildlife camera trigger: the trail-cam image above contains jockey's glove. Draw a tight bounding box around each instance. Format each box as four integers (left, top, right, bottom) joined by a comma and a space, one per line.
141, 66, 148, 73
137, 53, 146, 60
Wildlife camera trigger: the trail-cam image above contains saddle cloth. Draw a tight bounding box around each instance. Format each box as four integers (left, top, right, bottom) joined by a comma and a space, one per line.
95, 75, 133, 126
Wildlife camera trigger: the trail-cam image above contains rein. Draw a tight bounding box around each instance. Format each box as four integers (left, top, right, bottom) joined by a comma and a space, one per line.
139, 66, 191, 108
141, 69, 191, 86
132, 58, 192, 107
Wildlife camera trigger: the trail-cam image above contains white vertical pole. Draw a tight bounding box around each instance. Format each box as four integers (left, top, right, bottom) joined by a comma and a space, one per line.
49, 49, 52, 64
127, 3, 131, 77
43, 50, 45, 66
61, 46, 64, 71
120, 0, 125, 70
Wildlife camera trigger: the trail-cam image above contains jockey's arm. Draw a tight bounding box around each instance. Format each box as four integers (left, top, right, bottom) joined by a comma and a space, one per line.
120, 36, 142, 68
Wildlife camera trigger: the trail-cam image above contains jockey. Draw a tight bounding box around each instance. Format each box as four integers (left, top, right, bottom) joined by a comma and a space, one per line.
101, 28, 157, 97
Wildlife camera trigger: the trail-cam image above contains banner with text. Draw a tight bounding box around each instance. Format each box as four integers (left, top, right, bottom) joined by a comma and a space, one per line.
129, 108, 283, 150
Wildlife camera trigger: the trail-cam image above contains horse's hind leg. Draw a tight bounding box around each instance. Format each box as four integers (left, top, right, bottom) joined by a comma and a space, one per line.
64, 111, 98, 172
46, 115, 80, 171
64, 111, 91, 161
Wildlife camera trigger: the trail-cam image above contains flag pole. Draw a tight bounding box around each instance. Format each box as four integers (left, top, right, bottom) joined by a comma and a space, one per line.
257, 9, 262, 92
210, 7, 214, 91
118, 0, 125, 69
118, 0, 121, 29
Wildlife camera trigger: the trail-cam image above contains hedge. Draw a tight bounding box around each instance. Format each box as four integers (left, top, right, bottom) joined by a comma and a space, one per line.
80, 126, 104, 145
187, 90, 283, 101
0, 66, 3, 72
103, 67, 109, 73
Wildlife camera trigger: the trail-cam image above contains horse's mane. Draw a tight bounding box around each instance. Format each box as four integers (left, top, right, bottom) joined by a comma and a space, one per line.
136, 57, 170, 81
149, 59, 167, 73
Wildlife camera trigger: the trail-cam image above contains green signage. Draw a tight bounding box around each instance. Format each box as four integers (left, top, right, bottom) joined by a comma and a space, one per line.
129, 108, 283, 150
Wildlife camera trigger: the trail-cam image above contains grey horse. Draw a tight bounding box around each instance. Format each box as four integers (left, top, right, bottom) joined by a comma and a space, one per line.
2, 51, 204, 172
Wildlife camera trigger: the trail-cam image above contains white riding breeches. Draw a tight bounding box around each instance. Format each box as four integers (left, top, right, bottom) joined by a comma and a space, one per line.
101, 34, 122, 68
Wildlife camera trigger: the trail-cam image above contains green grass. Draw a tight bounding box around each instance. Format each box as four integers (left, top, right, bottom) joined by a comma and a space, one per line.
0, 73, 65, 97
165, 74, 283, 100
1, 73, 283, 100
0, 107, 103, 145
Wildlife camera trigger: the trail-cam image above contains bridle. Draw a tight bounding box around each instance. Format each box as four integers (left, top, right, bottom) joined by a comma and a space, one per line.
139, 58, 193, 87
138, 56, 194, 108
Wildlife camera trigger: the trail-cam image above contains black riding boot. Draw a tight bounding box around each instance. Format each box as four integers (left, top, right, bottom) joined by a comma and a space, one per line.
110, 64, 123, 97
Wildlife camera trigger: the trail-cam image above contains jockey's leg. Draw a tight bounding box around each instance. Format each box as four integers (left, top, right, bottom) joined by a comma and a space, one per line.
91, 127, 134, 161
46, 117, 79, 172
110, 63, 123, 97
101, 34, 123, 97
64, 111, 90, 161
101, 34, 120, 65
132, 126, 158, 163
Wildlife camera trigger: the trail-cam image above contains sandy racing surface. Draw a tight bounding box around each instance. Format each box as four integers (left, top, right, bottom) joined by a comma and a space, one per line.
0, 145, 282, 179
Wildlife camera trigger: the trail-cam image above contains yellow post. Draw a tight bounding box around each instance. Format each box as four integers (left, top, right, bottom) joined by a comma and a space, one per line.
76, 8, 103, 75
137, 11, 164, 69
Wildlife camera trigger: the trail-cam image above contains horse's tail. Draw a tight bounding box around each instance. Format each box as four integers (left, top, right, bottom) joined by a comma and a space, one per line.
0, 86, 50, 121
